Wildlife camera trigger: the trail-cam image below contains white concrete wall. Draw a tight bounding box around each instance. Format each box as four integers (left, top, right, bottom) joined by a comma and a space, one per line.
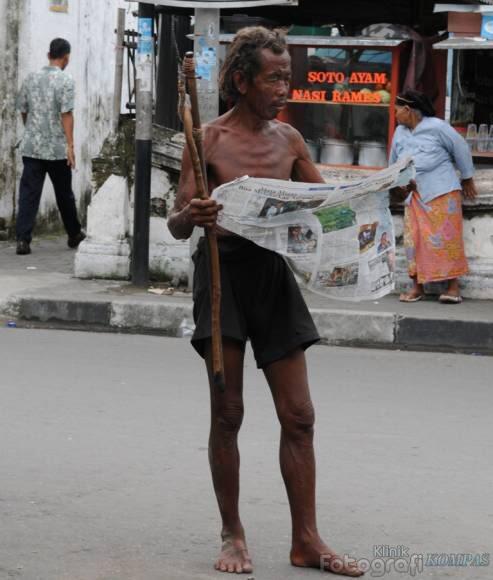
0, 0, 21, 227
7, 0, 138, 232
0, 0, 10, 213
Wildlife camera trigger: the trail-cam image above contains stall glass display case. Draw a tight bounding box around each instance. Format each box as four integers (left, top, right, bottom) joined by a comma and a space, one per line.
276, 37, 405, 169
436, 39, 493, 162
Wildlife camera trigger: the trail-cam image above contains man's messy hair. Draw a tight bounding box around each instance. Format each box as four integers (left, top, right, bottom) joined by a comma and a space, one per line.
219, 26, 287, 104
49, 38, 71, 60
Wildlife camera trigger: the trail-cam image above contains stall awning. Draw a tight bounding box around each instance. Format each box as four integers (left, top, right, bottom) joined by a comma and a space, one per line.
434, 3, 493, 12
132, 0, 297, 7
219, 34, 407, 47
434, 36, 493, 48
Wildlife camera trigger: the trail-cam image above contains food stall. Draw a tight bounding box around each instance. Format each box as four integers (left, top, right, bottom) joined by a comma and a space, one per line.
425, 5, 493, 298
433, 4, 493, 162
221, 34, 407, 169
434, 39, 493, 165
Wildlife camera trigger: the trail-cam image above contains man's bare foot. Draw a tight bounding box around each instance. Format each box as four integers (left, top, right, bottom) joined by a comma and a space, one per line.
214, 532, 253, 574
291, 537, 364, 577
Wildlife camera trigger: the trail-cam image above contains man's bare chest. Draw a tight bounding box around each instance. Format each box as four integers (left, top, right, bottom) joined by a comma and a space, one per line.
207, 136, 296, 185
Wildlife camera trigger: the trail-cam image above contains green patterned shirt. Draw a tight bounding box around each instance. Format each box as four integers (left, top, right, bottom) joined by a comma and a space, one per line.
17, 66, 75, 160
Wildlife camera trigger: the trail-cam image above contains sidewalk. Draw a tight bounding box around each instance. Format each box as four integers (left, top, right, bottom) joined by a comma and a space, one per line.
1, 237, 492, 354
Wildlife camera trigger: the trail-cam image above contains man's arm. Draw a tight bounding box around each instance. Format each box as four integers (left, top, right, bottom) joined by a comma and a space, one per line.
61, 111, 76, 168
168, 143, 222, 240
17, 79, 29, 124
59, 75, 76, 168
290, 129, 325, 183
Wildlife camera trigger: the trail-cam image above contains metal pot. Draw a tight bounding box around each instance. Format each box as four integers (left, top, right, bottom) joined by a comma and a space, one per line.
320, 138, 354, 166
358, 141, 388, 168
305, 139, 320, 163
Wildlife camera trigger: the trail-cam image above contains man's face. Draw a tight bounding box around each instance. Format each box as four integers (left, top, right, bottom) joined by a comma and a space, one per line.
242, 49, 291, 120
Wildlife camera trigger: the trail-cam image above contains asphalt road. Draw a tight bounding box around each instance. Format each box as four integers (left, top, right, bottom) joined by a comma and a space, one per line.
0, 329, 491, 580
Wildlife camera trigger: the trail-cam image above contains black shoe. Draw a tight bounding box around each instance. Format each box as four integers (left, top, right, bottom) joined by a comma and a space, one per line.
67, 230, 86, 249
16, 240, 31, 255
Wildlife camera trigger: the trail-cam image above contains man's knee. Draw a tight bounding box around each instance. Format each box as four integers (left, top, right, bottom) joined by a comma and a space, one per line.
213, 401, 244, 435
278, 399, 315, 439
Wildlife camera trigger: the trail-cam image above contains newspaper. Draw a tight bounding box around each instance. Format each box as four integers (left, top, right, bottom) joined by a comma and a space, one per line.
212, 157, 415, 301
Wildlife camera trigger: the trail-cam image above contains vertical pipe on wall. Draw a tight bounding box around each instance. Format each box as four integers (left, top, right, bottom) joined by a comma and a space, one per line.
113, 7, 126, 134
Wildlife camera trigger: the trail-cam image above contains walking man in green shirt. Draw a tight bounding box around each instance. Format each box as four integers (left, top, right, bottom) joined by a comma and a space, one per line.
16, 38, 85, 255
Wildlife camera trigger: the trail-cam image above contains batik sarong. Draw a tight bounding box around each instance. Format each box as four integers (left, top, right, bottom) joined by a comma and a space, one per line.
404, 190, 468, 284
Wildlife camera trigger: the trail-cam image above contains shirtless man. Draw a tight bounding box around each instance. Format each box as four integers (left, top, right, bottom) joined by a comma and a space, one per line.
168, 27, 363, 577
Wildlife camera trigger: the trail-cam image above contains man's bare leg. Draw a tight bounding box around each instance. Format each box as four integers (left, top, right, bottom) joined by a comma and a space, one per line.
264, 349, 363, 577
205, 338, 253, 574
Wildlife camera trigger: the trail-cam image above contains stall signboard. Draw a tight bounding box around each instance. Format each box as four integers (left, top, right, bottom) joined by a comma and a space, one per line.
291, 70, 391, 104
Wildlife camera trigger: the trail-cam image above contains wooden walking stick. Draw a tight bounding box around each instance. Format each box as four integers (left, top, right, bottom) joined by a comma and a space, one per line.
179, 52, 225, 392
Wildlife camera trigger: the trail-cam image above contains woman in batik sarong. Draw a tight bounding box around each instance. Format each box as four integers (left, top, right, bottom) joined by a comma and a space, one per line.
390, 90, 478, 304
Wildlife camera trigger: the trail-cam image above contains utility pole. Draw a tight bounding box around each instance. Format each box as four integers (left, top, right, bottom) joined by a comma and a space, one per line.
132, 2, 155, 286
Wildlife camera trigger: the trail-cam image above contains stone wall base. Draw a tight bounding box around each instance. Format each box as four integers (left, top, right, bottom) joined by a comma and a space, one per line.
395, 253, 493, 299
77, 156, 493, 298
75, 175, 131, 280
75, 169, 189, 284
149, 217, 189, 286
75, 240, 131, 279
393, 213, 493, 299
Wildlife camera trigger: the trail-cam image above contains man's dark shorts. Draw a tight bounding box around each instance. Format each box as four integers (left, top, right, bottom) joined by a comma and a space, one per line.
191, 236, 320, 369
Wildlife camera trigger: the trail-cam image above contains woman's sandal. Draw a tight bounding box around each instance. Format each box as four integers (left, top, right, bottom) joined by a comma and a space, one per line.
439, 294, 463, 304
399, 293, 424, 303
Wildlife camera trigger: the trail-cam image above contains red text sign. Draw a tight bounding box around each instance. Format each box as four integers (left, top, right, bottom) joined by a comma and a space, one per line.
307, 71, 388, 85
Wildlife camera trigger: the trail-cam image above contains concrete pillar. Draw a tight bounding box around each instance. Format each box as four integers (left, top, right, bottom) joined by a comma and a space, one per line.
189, 8, 220, 288
193, 8, 220, 123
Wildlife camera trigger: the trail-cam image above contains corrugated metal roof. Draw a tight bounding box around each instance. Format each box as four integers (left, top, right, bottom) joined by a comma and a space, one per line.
219, 33, 406, 46
137, 0, 298, 7
435, 2, 493, 12
439, 0, 493, 4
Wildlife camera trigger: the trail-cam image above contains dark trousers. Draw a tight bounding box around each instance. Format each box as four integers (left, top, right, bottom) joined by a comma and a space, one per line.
16, 156, 82, 243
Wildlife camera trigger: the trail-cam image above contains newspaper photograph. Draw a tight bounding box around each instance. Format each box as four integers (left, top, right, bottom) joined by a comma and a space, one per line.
212, 157, 414, 301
